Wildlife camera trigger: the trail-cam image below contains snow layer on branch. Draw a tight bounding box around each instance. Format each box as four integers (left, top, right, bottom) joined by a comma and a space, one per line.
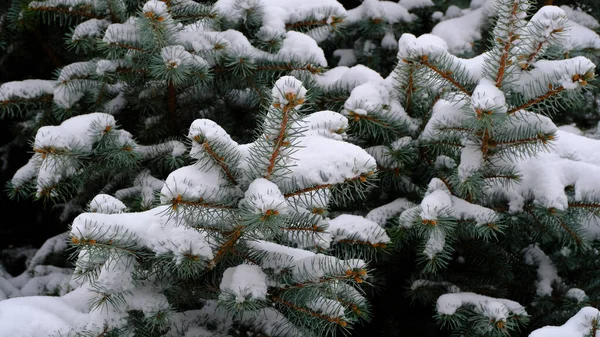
471, 78, 507, 113
430, 5, 490, 55
437, 292, 527, 321
565, 288, 588, 303
248, 240, 314, 262
398, 0, 434, 11
516, 57, 595, 94
242, 178, 288, 214
160, 164, 242, 204
34, 113, 115, 152
402, 178, 498, 227
294, 110, 348, 140
560, 6, 599, 30
29, 113, 121, 194
308, 297, 345, 318
271, 76, 307, 107
188, 119, 240, 160
29, 0, 94, 9
327, 214, 390, 244
418, 179, 452, 223
214, 0, 345, 43
160, 45, 208, 69
315, 64, 383, 89
96, 60, 125, 75
71, 205, 215, 263
523, 244, 560, 296
54, 61, 98, 109
502, 130, 600, 212
27, 233, 69, 270
72, 19, 110, 41
292, 255, 365, 282
529, 307, 600, 337
395, 33, 486, 87
565, 21, 600, 51
278, 31, 327, 67
0, 80, 54, 102
103, 17, 139, 45
366, 198, 416, 226
220, 264, 268, 303
346, 0, 414, 24
89, 194, 127, 214
289, 135, 376, 188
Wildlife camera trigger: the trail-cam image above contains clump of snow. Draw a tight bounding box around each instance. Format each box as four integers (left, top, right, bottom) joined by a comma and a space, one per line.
72, 205, 215, 264
214, 0, 345, 44
529, 307, 600, 337
366, 198, 416, 226
437, 292, 527, 320
219, 265, 268, 303
523, 244, 560, 296
345, 0, 414, 25
242, 178, 288, 215
160, 164, 241, 205
332, 49, 357, 67
431, 6, 489, 55
142, 0, 168, 17
22, 113, 126, 196
316, 64, 383, 90
0, 80, 55, 103
471, 78, 507, 113
565, 288, 588, 303
72, 19, 110, 41
271, 76, 307, 108
398, 0, 434, 11
560, 5, 599, 30
103, 17, 139, 45
307, 297, 345, 318
278, 31, 327, 67
161, 45, 208, 69
327, 214, 390, 245
89, 194, 127, 214
397, 33, 449, 60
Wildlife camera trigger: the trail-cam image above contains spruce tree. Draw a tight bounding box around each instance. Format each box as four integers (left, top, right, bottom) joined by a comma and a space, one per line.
380, 0, 600, 335
1, 0, 346, 222
0, 75, 390, 336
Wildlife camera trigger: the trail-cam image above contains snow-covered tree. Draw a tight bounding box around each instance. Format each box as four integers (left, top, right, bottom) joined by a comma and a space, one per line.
1, 0, 351, 221
3, 0, 600, 337
381, 0, 600, 335
425, 0, 600, 129
0, 76, 390, 336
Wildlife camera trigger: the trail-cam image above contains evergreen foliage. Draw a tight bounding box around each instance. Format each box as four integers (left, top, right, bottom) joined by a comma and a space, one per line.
2, 0, 600, 337
384, 0, 600, 335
